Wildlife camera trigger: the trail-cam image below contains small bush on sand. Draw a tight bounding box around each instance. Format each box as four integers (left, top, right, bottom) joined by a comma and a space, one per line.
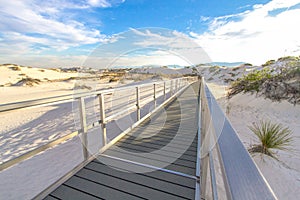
209, 66, 220, 73
248, 120, 293, 159
73, 83, 92, 90
9, 66, 21, 71
262, 60, 275, 66
13, 77, 41, 86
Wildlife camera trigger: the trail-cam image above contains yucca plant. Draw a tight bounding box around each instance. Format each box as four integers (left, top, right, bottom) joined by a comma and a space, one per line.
248, 120, 293, 158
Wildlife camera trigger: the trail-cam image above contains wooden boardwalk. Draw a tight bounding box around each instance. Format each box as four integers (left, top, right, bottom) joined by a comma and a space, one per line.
44, 82, 200, 200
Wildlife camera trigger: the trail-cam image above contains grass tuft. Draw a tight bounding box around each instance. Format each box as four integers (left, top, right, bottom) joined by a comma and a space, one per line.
248, 120, 293, 159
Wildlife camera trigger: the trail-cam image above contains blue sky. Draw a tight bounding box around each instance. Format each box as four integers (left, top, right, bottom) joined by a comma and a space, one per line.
0, 0, 300, 68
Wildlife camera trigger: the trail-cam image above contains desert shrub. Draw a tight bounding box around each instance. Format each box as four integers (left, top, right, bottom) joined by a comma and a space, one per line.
109, 77, 119, 82
262, 60, 275, 66
50, 68, 61, 72
192, 67, 198, 74
228, 68, 272, 97
209, 66, 220, 73
224, 78, 234, 83
9, 66, 21, 71
13, 77, 41, 86
278, 56, 299, 62
2, 63, 14, 66
73, 83, 92, 90
248, 120, 293, 159
228, 72, 237, 77
232, 66, 240, 71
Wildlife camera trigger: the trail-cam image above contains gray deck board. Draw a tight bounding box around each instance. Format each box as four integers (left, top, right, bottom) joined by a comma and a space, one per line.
44, 196, 60, 200
118, 138, 197, 153
122, 134, 198, 147
44, 82, 200, 200
65, 176, 144, 200
103, 149, 196, 175
115, 141, 197, 160
121, 140, 197, 154
76, 168, 192, 199
121, 135, 198, 148
51, 184, 103, 200
106, 147, 196, 169
87, 161, 195, 194
92, 156, 196, 188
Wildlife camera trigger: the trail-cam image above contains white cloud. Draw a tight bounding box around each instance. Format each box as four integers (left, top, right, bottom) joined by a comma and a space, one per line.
122, 28, 211, 65
0, 1, 107, 56
200, 16, 210, 22
88, 0, 111, 7
87, 0, 125, 8
81, 28, 212, 68
191, 0, 300, 65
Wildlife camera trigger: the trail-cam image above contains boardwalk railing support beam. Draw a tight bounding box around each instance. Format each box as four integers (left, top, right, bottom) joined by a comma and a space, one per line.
136, 86, 140, 121
170, 80, 173, 95
79, 97, 89, 160
98, 93, 107, 147
153, 83, 156, 108
163, 81, 166, 100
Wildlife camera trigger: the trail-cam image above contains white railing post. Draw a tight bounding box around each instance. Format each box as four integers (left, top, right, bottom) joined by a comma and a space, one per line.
98, 93, 107, 146
170, 80, 173, 95
175, 79, 178, 92
179, 79, 181, 90
79, 97, 89, 160
136, 86, 140, 121
163, 81, 166, 100
153, 83, 156, 108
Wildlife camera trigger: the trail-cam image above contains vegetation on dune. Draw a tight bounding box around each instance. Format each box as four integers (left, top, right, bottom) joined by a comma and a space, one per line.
277, 56, 300, 62
248, 120, 293, 159
229, 68, 273, 95
13, 77, 41, 86
73, 83, 92, 90
209, 65, 220, 73
228, 60, 300, 104
262, 59, 275, 66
